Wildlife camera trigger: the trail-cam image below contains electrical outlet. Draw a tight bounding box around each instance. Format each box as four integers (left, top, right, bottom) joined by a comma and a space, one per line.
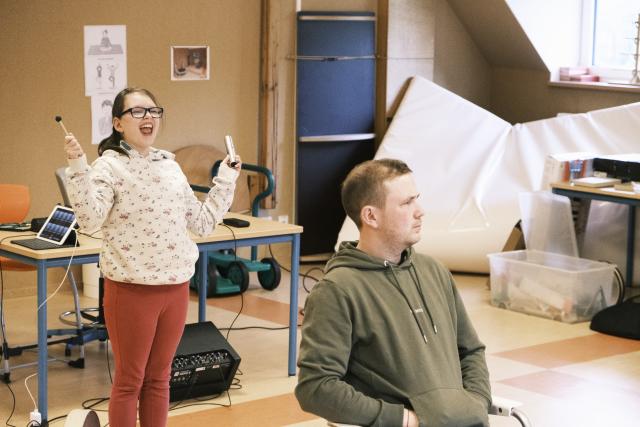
277, 215, 288, 224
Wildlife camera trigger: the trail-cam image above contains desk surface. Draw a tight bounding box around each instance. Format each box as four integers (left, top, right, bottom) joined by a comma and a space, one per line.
552, 181, 640, 201
0, 211, 303, 421
0, 213, 303, 260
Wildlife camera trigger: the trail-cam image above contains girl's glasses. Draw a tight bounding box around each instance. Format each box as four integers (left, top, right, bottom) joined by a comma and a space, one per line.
120, 107, 164, 119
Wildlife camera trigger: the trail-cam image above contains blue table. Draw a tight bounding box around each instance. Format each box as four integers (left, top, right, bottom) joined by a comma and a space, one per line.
0, 214, 302, 423
552, 182, 638, 287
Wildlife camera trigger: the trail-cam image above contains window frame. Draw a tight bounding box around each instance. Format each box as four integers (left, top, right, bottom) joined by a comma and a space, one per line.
580, 0, 640, 83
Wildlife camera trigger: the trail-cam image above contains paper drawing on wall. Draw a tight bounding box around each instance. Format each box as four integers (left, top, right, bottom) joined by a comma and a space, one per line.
171, 46, 210, 81
91, 94, 116, 145
87, 29, 124, 55
84, 25, 127, 96
98, 98, 113, 136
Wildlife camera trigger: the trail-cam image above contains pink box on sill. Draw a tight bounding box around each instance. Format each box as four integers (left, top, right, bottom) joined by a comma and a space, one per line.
570, 74, 600, 82
559, 66, 589, 81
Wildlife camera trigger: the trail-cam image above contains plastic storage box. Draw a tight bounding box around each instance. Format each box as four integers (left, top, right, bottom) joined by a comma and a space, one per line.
487, 250, 616, 323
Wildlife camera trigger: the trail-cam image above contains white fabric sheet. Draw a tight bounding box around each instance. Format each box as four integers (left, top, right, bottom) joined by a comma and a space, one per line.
336, 76, 640, 273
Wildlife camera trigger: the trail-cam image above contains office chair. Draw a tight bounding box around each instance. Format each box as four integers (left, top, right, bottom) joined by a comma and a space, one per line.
54, 168, 107, 361
0, 184, 88, 382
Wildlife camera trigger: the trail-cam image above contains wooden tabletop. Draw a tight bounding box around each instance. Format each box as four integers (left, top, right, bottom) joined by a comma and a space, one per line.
0, 213, 303, 261
551, 181, 640, 201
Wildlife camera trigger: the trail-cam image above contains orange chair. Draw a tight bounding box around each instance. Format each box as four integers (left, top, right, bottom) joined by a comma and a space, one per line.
0, 184, 34, 272
1, 184, 35, 381
0, 184, 87, 382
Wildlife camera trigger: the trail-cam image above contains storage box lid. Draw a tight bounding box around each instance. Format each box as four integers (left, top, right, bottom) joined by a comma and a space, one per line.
519, 191, 578, 256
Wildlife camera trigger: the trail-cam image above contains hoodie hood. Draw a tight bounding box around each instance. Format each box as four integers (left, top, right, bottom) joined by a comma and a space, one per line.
325, 241, 415, 273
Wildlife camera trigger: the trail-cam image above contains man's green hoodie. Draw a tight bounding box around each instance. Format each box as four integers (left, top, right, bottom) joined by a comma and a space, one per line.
295, 242, 491, 426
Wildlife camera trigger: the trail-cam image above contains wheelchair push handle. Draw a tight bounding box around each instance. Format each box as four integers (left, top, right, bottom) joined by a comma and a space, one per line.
211, 161, 275, 218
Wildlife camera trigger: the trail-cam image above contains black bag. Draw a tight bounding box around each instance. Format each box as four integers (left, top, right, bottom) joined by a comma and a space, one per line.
590, 295, 640, 340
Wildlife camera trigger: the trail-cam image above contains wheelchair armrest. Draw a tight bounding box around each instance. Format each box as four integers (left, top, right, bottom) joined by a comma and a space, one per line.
490, 395, 532, 427
489, 395, 522, 417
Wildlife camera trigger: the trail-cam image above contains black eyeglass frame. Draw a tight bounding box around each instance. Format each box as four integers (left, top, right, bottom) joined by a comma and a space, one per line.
119, 107, 164, 119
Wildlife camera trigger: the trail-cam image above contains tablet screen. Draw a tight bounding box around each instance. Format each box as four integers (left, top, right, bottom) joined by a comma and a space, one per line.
37, 205, 77, 245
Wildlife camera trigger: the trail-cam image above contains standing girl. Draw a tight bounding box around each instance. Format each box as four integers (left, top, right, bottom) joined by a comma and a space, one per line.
63, 87, 240, 427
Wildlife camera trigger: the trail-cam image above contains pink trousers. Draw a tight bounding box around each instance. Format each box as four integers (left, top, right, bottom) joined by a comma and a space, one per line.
103, 278, 189, 427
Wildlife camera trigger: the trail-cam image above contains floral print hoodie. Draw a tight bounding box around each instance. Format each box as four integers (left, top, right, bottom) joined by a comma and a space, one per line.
65, 147, 238, 285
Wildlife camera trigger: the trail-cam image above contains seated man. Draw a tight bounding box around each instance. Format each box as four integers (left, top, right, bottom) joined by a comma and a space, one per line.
295, 159, 491, 427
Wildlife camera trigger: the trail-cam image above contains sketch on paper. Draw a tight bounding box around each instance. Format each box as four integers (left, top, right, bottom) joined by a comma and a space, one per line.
84, 25, 127, 96
91, 94, 116, 145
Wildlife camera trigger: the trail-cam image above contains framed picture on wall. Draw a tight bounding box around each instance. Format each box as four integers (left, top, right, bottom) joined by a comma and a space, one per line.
171, 46, 210, 81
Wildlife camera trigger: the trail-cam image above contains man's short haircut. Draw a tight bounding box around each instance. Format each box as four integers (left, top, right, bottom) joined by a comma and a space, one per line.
341, 158, 412, 229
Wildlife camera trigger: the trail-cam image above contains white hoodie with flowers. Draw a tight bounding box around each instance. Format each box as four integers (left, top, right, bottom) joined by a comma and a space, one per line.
66, 148, 238, 285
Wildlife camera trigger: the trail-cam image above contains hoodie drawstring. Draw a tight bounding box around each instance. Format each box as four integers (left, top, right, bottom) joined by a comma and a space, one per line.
385, 260, 438, 344
409, 264, 438, 335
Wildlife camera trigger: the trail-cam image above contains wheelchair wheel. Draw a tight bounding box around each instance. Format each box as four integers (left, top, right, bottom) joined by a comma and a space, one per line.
204, 269, 218, 298
216, 249, 235, 276
258, 257, 281, 290
227, 261, 250, 293
191, 258, 219, 298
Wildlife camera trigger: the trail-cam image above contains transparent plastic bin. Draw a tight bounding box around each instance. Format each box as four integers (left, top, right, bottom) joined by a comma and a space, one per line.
487, 250, 616, 323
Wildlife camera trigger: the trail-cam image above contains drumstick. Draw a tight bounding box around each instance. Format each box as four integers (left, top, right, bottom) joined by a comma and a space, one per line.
55, 116, 71, 136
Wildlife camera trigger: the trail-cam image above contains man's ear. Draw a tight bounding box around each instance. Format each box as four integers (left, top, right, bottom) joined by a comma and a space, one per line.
360, 205, 379, 229
112, 116, 123, 133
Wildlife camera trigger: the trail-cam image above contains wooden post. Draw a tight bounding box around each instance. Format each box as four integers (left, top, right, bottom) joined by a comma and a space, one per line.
258, 0, 279, 208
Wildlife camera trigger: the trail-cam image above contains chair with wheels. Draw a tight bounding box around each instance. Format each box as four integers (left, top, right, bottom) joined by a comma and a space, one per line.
0, 184, 92, 382
53, 168, 108, 365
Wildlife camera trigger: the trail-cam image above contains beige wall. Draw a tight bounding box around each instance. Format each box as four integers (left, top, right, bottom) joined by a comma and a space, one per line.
490, 68, 640, 124
382, 0, 492, 123
0, 0, 260, 220
433, 0, 491, 109
0, 0, 261, 294
3, 0, 640, 295
385, 0, 435, 116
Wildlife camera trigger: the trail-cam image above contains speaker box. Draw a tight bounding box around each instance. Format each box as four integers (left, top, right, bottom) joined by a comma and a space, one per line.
169, 321, 241, 402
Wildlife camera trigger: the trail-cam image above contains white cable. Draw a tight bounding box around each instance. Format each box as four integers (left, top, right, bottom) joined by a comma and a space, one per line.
37, 241, 79, 312
24, 371, 38, 410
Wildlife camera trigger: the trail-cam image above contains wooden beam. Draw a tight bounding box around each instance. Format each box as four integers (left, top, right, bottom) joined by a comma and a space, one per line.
258, 0, 279, 208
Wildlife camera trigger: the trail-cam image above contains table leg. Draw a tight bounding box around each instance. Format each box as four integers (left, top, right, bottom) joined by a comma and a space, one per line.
288, 234, 300, 376
628, 205, 636, 287
198, 251, 207, 322
37, 262, 48, 421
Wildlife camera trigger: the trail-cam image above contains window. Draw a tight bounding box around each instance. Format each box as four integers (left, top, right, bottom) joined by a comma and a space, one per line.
582, 0, 640, 82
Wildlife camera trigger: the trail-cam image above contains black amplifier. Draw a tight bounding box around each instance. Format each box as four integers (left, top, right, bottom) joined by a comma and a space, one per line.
169, 321, 241, 402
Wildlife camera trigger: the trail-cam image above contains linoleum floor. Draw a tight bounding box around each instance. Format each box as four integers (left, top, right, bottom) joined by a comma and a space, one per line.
1, 264, 639, 426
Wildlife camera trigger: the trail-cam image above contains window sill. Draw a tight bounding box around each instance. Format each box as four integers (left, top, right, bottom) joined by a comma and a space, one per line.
549, 79, 640, 94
